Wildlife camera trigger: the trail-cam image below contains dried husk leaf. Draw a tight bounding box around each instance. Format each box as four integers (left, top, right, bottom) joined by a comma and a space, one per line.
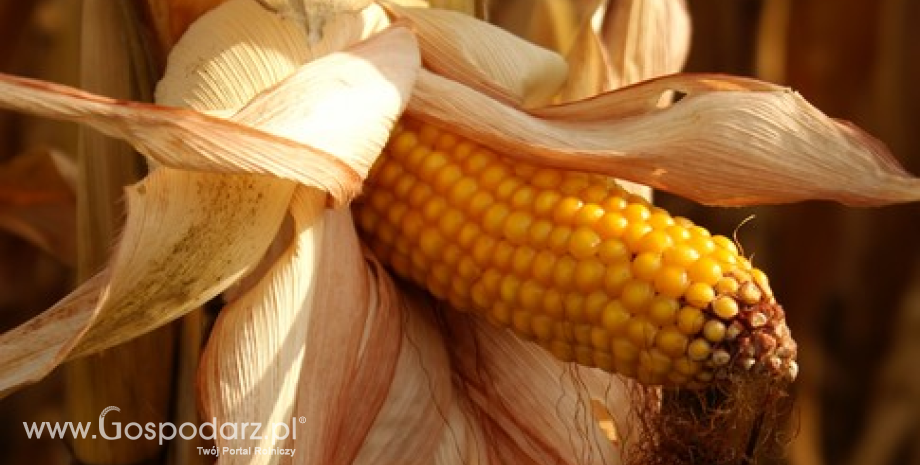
0, 27, 417, 205
555, 21, 613, 104
597, 0, 691, 87
443, 312, 623, 465
198, 187, 325, 465
411, 71, 920, 206
383, 2, 568, 108
0, 168, 293, 395
284, 214, 403, 465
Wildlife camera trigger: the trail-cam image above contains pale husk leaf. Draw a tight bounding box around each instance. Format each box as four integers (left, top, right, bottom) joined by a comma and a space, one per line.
383, 2, 568, 108
198, 186, 325, 465
283, 213, 403, 465
0, 168, 294, 395
555, 21, 613, 104
411, 71, 920, 206
597, 0, 691, 87
0, 23, 418, 206
444, 312, 623, 465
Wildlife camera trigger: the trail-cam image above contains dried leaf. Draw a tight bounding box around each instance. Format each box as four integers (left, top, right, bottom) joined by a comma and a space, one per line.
198, 187, 325, 464
0, 148, 76, 265
0, 25, 419, 206
597, 0, 691, 87
410, 71, 920, 206
384, 2, 568, 107
555, 20, 613, 103
0, 168, 294, 395
285, 214, 403, 465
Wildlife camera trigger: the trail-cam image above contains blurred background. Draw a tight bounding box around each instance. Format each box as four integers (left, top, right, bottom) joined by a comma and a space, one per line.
0, 1, 917, 464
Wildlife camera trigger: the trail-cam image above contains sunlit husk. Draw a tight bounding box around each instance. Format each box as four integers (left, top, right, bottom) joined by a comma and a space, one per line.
596, 0, 691, 87
199, 187, 325, 465
383, 3, 568, 108
409, 71, 919, 206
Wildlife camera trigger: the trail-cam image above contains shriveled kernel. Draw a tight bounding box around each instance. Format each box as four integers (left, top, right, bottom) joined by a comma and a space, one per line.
726, 321, 744, 340
711, 349, 731, 366
702, 320, 727, 342
688, 338, 712, 361
632, 252, 662, 281
712, 295, 740, 320
568, 227, 602, 259
750, 312, 768, 327
739, 281, 763, 304
685, 282, 716, 308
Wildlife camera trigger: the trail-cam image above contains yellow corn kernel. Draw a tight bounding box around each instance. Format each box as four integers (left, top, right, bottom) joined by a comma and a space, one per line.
354, 120, 794, 388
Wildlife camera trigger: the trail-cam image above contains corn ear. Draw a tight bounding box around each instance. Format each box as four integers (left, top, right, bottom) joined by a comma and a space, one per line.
354, 118, 798, 388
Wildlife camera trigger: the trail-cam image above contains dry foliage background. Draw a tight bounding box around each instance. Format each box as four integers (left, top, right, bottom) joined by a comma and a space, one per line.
0, 1, 917, 464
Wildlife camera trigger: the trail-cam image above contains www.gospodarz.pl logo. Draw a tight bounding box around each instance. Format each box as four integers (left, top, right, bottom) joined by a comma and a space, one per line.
23, 405, 304, 446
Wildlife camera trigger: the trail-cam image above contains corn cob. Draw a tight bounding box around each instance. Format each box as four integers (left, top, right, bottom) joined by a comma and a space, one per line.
354, 118, 798, 388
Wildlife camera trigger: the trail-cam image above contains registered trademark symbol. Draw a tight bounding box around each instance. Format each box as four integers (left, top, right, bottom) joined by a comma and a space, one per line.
299, 417, 306, 424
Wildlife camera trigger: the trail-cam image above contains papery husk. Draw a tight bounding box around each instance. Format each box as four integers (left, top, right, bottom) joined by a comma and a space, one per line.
198, 187, 326, 465
410, 71, 920, 206
596, 0, 691, 88
0, 13, 419, 396
383, 2, 568, 108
